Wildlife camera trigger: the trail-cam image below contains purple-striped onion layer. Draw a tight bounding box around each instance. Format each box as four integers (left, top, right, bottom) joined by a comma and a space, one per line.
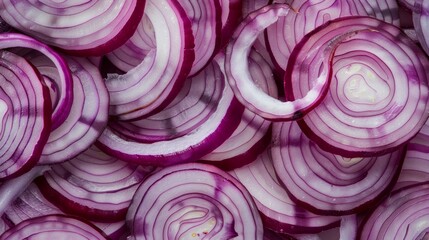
0, 1, 145, 56
230, 148, 340, 234
4, 183, 127, 239
413, 0, 429, 55
271, 121, 404, 215
226, 3, 345, 121
219, 0, 243, 48
106, 0, 195, 120
266, 0, 399, 73
199, 50, 274, 170
0, 214, 107, 240
0, 33, 72, 130
35, 145, 154, 223
359, 182, 429, 239
127, 163, 263, 240
108, 57, 225, 143
27, 55, 109, 164
286, 16, 429, 157
106, 14, 156, 72
97, 59, 244, 167
0, 50, 50, 180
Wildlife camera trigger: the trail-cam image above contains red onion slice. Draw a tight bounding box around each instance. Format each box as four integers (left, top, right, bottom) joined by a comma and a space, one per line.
0, 214, 107, 240
106, 0, 195, 120
0, 33, 72, 130
97, 59, 244, 167
35, 145, 154, 223
199, 50, 275, 170
0, 51, 50, 179
413, 0, 429, 55
27, 55, 109, 164
359, 182, 429, 239
271, 121, 404, 215
178, 0, 221, 76
287, 16, 429, 157
108, 58, 224, 143
230, 148, 340, 234
225, 3, 349, 121
127, 163, 263, 239
4, 183, 127, 239
0, 1, 145, 56
219, 0, 243, 48
266, 0, 400, 73
106, 14, 156, 72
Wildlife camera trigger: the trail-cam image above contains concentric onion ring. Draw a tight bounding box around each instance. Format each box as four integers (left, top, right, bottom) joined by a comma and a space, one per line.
0, 0, 145, 56
286, 16, 429, 157
0, 214, 107, 240
127, 163, 263, 239
0, 51, 50, 179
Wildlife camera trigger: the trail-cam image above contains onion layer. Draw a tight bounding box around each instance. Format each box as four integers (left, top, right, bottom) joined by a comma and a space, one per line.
286, 16, 429, 157
271, 121, 405, 215
0, 214, 107, 240
0, 50, 50, 180
127, 163, 263, 239
0, 0, 145, 56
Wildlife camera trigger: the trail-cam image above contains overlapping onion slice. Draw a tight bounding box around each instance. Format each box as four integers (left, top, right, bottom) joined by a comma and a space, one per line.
127, 163, 263, 240
25, 55, 109, 164
359, 182, 429, 239
0, 50, 50, 180
230, 148, 340, 234
0, 33, 73, 130
4, 183, 127, 239
226, 3, 358, 121
0, 214, 107, 240
106, 14, 156, 72
286, 16, 429, 157
413, 0, 429, 55
0, 1, 144, 56
97, 59, 244, 167
266, 0, 400, 73
395, 120, 429, 190
199, 50, 274, 170
106, 0, 195, 120
219, 0, 243, 49
35, 145, 154, 222
271, 121, 405, 215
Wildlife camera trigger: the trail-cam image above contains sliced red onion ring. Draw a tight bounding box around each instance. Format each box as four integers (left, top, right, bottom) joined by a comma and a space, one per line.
395, 120, 429, 190
178, 0, 221, 76
127, 163, 263, 239
0, 214, 107, 240
199, 50, 275, 170
0, 1, 145, 56
229, 148, 340, 234
97, 59, 244, 167
219, 0, 243, 48
4, 183, 127, 239
108, 58, 225, 143
271, 121, 404, 215
226, 3, 353, 121
31, 55, 109, 164
106, 14, 156, 72
0, 16, 9, 33
286, 16, 429, 157
35, 145, 154, 223
359, 182, 429, 239
106, 0, 195, 120
413, 0, 429, 55
0, 33, 72, 130
0, 51, 50, 179
266, 0, 400, 73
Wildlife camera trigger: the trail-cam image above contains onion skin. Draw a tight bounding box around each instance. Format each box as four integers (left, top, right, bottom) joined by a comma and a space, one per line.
127, 163, 263, 240
0, 1, 145, 56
